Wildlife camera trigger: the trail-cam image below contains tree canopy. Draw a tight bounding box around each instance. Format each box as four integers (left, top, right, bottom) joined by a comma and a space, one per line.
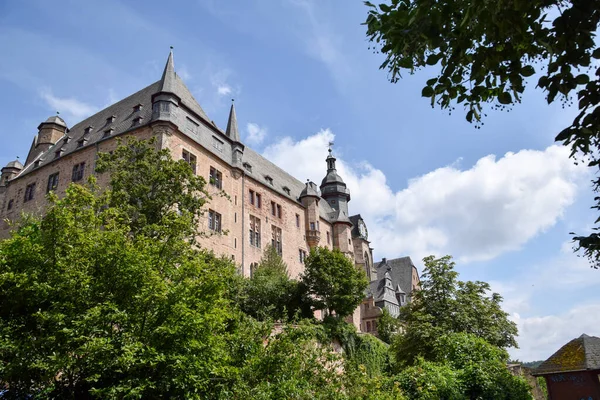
391, 255, 518, 367
0, 140, 236, 398
302, 247, 369, 318
364, 0, 600, 267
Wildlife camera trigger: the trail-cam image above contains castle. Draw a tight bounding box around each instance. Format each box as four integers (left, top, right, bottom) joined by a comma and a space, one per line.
0, 51, 419, 333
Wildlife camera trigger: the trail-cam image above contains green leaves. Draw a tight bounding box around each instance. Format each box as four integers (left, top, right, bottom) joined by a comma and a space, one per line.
421, 85, 434, 97
521, 65, 536, 77
302, 247, 368, 318
365, 0, 600, 268
498, 92, 512, 104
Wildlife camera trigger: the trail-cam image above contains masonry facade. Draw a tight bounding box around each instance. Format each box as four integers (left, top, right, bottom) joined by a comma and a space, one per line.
0, 51, 419, 332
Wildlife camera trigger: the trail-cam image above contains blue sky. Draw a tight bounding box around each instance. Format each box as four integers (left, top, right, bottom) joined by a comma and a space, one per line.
1, 0, 599, 361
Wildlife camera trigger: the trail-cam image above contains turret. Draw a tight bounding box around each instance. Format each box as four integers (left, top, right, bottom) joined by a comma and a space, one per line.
151, 49, 180, 124
300, 180, 321, 248
320, 147, 353, 255
320, 148, 351, 222
0, 160, 23, 186
226, 100, 244, 169
25, 115, 67, 165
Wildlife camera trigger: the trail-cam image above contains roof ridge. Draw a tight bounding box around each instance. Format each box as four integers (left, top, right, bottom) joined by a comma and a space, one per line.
69, 80, 161, 130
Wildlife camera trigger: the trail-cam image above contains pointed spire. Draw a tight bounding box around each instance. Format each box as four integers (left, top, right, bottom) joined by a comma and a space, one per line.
226, 99, 240, 142
158, 47, 176, 94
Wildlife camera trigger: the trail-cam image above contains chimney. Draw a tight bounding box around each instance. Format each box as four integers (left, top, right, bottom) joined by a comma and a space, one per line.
382, 257, 387, 263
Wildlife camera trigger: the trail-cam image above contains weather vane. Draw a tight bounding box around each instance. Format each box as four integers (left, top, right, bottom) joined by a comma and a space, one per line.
327, 141, 334, 153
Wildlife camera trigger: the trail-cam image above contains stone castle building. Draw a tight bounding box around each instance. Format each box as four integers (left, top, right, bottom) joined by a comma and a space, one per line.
0, 51, 418, 333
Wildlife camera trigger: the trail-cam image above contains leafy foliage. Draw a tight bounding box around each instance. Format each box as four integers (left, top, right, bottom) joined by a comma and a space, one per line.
95, 137, 210, 240
365, 0, 600, 267
392, 255, 517, 367
234, 246, 312, 322
302, 247, 369, 318
377, 307, 402, 344
0, 182, 237, 399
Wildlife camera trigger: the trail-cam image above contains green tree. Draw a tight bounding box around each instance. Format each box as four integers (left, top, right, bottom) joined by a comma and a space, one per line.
364, 0, 600, 267
235, 246, 311, 321
377, 308, 402, 344
0, 140, 236, 399
302, 247, 369, 318
95, 137, 210, 240
395, 333, 531, 400
392, 255, 517, 367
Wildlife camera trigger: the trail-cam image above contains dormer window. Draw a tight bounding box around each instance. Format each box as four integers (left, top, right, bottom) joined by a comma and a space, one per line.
106, 115, 116, 124
283, 186, 291, 195
33, 160, 41, 168
133, 103, 143, 112
265, 175, 273, 185
55, 148, 65, 158
64, 136, 70, 144
103, 128, 114, 138
132, 116, 143, 127
77, 138, 87, 148
84, 126, 93, 135
243, 162, 252, 172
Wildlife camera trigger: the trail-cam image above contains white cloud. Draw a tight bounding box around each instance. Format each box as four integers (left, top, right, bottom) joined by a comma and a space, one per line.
217, 84, 232, 96
246, 122, 268, 145
262, 129, 587, 263
40, 88, 97, 122
510, 303, 600, 361
488, 247, 600, 361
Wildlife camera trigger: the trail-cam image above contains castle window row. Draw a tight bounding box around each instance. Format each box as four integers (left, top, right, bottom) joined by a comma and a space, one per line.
209, 167, 222, 190
47, 172, 59, 193
299, 249, 307, 264
271, 225, 282, 255
182, 149, 197, 174
248, 189, 262, 208
208, 209, 221, 232
249, 215, 261, 248
271, 201, 282, 219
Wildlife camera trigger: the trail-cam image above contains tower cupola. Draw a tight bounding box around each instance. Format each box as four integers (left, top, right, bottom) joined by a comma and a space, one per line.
25, 114, 68, 165
320, 147, 351, 223
1, 159, 23, 186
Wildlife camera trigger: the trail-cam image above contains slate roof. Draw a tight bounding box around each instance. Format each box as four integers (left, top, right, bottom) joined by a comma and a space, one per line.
225, 103, 240, 142
3, 160, 23, 170
368, 275, 399, 306
14, 51, 337, 223
349, 214, 364, 238
19, 80, 161, 176
533, 334, 600, 375
373, 257, 418, 299
243, 147, 335, 222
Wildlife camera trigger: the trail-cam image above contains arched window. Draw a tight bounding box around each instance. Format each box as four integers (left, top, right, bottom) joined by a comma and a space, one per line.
364, 252, 371, 278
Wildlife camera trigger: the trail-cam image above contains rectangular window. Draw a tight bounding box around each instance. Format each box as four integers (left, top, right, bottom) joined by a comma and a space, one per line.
186, 117, 199, 133
212, 136, 224, 152
327, 231, 330, 244
256, 193, 262, 208
209, 167, 222, 189
24, 183, 36, 202
182, 150, 197, 174
72, 162, 85, 182
249, 215, 261, 248
271, 201, 276, 216
249, 189, 255, 205
310, 222, 315, 231
299, 249, 307, 263
271, 225, 282, 255
47, 172, 59, 193
7, 199, 14, 210
208, 209, 222, 232
276, 204, 282, 219
296, 214, 300, 228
